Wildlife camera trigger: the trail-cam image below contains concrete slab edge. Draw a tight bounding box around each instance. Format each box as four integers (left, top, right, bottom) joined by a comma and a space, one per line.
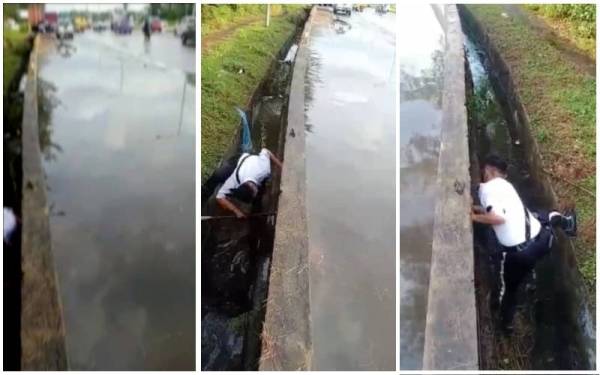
422, 5, 479, 370
20, 35, 69, 370
258, 6, 315, 371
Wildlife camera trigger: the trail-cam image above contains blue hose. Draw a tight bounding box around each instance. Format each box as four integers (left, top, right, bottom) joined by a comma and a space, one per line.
236, 107, 253, 153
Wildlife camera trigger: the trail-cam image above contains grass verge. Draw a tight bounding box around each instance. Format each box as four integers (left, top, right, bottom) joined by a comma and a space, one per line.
525, 4, 595, 59
201, 8, 305, 181
201, 5, 303, 37
467, 5, 596, 308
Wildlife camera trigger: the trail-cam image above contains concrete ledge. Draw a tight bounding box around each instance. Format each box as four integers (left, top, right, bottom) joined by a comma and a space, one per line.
422, 5, 479, 370
20, 35, 68, 370
259, 6, 315, 371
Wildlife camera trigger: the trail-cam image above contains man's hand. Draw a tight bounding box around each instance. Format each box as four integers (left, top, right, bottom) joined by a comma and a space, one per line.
266, 149, 283, 170
472, 205, 485, 214
217, 197, 247, 219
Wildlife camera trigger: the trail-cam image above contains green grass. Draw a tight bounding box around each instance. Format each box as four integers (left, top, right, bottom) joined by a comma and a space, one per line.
3, 27, 30, 96
201, 4, 303, 36
468, 5, 596, 304
201, 9, 304, 181
525, 4, 595, 58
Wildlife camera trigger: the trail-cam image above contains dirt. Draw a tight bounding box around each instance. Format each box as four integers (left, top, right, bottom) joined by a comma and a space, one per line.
202, 16, 262, 53
502, 5, 595, 77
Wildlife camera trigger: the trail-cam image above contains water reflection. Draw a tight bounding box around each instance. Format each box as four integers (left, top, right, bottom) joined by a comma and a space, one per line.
399, 4, 445, 370
305, 7, 395, 370
37, 31, 195, 370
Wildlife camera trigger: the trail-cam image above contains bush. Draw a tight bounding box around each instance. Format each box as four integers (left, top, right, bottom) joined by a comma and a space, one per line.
529, 4, 596, 39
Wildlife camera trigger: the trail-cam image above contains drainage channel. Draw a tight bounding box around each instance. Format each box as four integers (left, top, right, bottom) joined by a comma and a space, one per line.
200, 16, 305, 371
461, 7, 595, 370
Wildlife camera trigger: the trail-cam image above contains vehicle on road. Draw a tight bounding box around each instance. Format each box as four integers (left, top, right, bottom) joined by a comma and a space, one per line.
175, 16, 194, 36
57, 21, 74, 39
375, 4, 390, 14
181, 22, 195, 47
74, 16, 89, 32
151, 17, 162, 33
112, 16, 133, 34
92, 20, 110, 32
43, 12, 58, 33
334, 3, 352, 15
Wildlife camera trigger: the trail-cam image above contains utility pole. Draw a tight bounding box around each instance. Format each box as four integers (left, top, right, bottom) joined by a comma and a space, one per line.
265, 4, 270, 27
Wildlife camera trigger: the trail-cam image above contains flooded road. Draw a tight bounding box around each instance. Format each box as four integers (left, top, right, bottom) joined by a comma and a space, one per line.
37, 31, 195, 370
304, 7, 395, 370
399, 4, 445, 370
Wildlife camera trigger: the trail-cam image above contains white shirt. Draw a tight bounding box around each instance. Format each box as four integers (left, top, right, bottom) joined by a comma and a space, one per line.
216, 148, 271, 199
478, 177, 541, 247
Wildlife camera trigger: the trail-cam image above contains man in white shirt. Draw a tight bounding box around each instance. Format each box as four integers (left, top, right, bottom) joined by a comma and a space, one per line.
471, 154, 576, 333
203, 148, 282, 218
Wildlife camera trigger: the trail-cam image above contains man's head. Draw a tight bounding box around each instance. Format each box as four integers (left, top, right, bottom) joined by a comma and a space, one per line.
232, 181, 258, 203
482, 154, 508, 182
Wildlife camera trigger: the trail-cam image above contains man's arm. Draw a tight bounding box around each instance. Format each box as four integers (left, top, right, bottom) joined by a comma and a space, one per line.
266, 149, 283, 170
471, 211, 505, 225
217, 197, 246, 218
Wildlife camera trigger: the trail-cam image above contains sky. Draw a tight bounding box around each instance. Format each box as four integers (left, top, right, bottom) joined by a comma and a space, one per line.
45, 4, 147, 13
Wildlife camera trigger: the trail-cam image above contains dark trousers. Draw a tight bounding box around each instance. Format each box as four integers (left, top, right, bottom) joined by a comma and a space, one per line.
499, 211, 557, 327
201, 155, 240, 201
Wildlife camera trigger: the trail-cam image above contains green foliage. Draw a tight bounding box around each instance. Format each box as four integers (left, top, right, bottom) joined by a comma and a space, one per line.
201, 4, 303, 35
201, 10, 303, 180
527, 4, 596, 39
149, 3, 194, 22
468, 4, 596, 306
3, 4, 25, 21
3, 27, 30, 95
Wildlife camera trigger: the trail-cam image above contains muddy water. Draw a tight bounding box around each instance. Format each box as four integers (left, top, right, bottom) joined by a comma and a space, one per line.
304, 7, 395, 370
37, 32, 195, 370
399, 4, 445, 370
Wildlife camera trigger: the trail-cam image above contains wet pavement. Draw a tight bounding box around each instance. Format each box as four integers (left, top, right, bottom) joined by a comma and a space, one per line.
399, 4, 445, 370
304, 7, 395, 370
37, 30, 195, 370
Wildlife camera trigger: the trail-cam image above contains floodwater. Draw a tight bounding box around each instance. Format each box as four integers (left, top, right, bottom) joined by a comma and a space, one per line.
304, 7, 395, 370
399, 4, 445, 370
37, 31, 195, 370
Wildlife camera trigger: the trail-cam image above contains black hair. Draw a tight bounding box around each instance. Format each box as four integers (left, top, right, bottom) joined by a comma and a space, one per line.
232, 182, 257, 203
483, 154, 508, 173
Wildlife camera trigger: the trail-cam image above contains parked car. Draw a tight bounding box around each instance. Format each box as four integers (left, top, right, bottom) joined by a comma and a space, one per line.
174, 15, 194, 36
56, 21, 74, 39
181, 22, 195, 46
334, 3, 352, 15
150, 17, 162, 33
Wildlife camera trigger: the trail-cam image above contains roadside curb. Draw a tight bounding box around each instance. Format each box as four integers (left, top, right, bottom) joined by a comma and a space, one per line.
20, 35, 68, 370
259, 6, 315, 371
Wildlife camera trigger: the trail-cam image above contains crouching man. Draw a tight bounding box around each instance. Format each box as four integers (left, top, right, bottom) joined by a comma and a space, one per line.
471, 155, 576, 333
204, 148, 282, 218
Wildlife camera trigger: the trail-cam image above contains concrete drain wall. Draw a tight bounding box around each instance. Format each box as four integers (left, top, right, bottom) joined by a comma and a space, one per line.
258, 6, 316, 371
422, 4, 479, 371
20, 35, 68, 370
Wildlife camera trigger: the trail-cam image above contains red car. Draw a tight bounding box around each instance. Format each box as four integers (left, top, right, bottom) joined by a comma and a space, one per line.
151, 18, 162, 33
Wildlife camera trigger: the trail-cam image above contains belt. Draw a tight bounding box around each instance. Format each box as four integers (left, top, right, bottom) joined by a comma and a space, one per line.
505, 230, 543, 253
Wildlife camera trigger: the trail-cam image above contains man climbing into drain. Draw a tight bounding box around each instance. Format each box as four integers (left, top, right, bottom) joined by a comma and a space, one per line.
202, 108, 283, 218
471, 154, 577, 334
208, 148, 282, 218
